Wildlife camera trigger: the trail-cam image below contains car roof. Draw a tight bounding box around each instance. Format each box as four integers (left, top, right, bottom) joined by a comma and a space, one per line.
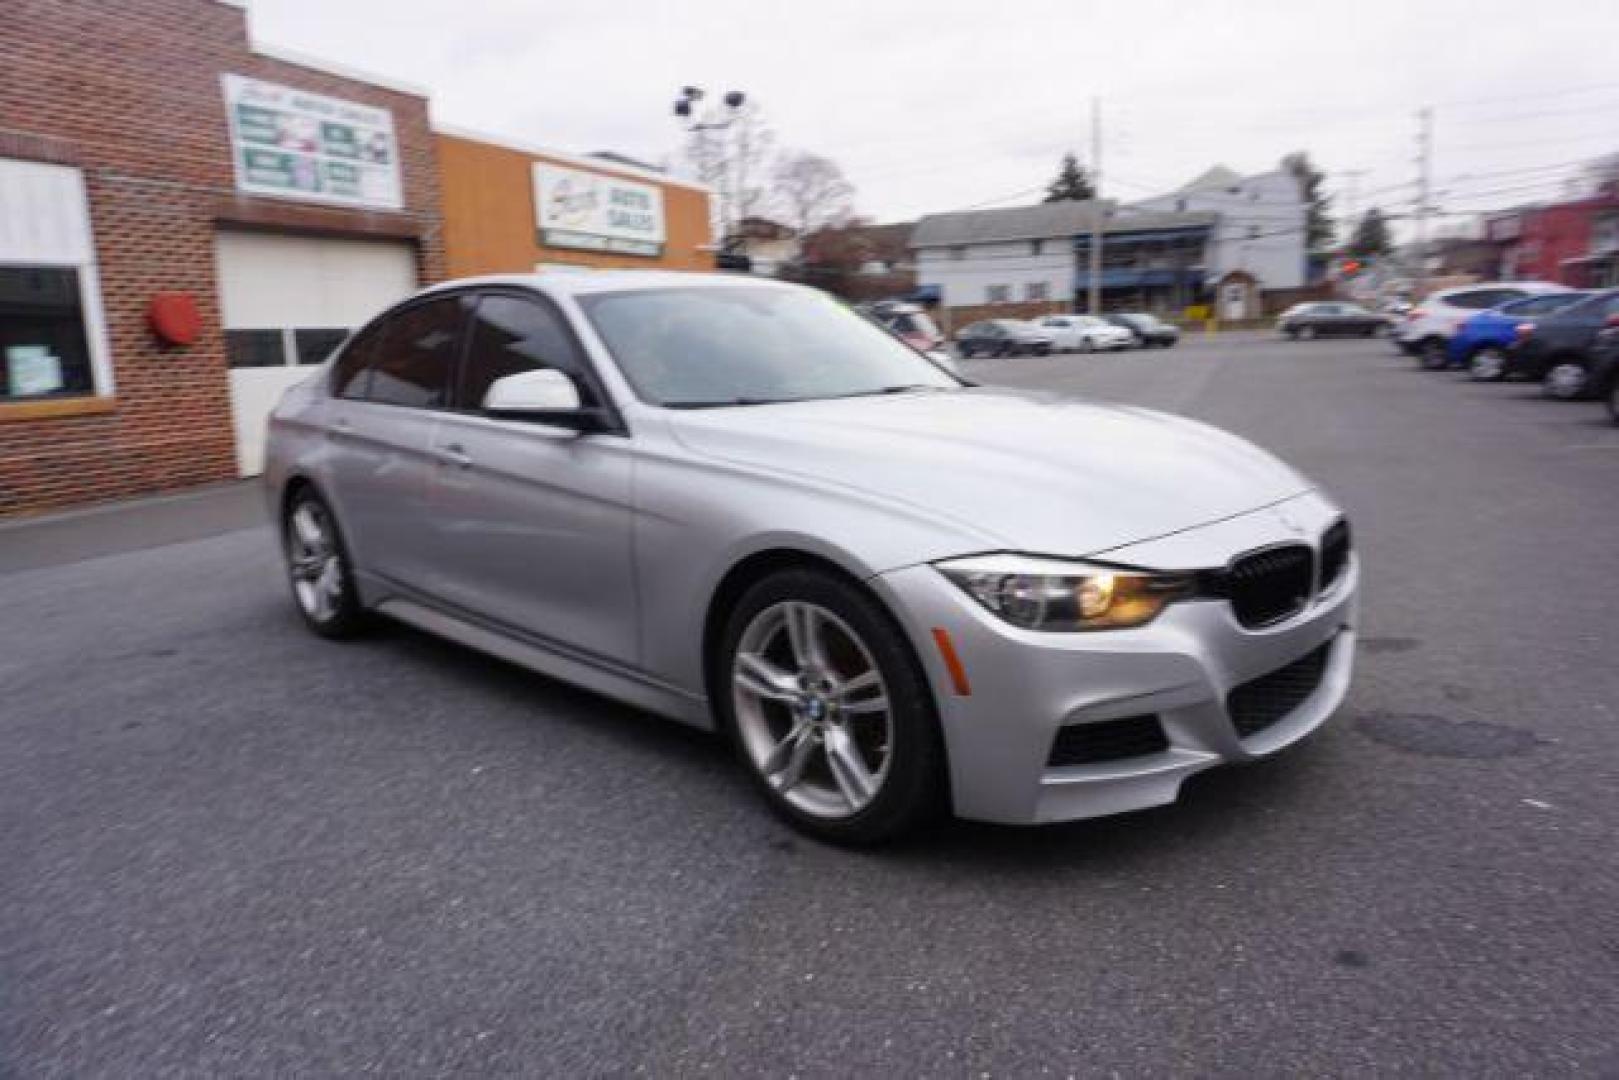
417, 270, 802, 301
1435, 281, 1567, 299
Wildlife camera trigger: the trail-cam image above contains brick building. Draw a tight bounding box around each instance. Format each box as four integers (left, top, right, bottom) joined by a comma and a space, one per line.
1490, 190, 1619, 287
1, 0, 444, 514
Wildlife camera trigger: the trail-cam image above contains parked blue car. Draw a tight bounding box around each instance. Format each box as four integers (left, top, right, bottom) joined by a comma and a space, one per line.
1447, 291, 1589, 378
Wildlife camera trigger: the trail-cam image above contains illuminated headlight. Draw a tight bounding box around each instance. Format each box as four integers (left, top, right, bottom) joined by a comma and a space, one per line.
935, 553, 1198, 631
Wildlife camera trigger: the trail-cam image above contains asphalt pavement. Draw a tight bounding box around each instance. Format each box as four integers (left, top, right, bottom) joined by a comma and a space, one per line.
2, 331, 1616, 1076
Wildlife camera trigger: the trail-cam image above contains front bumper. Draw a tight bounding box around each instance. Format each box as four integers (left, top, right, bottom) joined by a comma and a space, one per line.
872, 492, 1358, 825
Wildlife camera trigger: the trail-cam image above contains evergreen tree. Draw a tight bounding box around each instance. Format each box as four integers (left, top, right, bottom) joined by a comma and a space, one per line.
1044, 152, 1096, 202
1281, 151, 1334, 249
1350, 207, 1392, 258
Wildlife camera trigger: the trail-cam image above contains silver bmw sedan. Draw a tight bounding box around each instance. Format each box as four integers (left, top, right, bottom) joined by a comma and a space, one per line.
265, 272, 1357, 844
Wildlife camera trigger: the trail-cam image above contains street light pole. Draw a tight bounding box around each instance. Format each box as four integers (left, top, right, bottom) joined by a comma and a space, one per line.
674, 87, 748, 259
1088, 97, 1104, 315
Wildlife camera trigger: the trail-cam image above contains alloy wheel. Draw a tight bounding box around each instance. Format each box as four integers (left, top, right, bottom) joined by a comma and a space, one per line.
287, 501, 345, 623
731, 601, 893, 820
1544, 361, 1588, 400
1470, 347, 1506, 381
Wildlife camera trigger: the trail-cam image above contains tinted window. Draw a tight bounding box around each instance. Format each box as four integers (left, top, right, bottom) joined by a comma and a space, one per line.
363, 298, 463, 408
1449, 289, 1518, 310
461, 294, 595, 409
332, 323, 379, 399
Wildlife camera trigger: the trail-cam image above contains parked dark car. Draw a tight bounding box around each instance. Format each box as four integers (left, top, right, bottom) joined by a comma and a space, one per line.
1277, 302, 1391, 339
1502, 288, 1619, 399
1104, 313, 1180, 348
1585, 329, 1619, 424
954, 319, 1054, 358
1452, 292, 1592, 379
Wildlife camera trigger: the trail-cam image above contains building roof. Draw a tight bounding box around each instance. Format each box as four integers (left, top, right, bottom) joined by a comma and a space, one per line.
1178, 164, 1244, 192
911, 201, 1215, 248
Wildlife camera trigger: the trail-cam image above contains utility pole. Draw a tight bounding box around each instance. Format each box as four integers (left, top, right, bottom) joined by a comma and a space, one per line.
1338, 168, 1369, 236
1087, 97, 1103, 315
1414, 106, 1433, 298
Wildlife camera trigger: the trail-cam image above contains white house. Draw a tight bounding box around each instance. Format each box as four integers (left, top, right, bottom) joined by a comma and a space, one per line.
912, 200, 1110, 309
1127, 165, 1307, 291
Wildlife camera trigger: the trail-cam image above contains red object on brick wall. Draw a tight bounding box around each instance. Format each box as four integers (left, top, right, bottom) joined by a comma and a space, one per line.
0, 0, 445, 516
148, 292, 202, 346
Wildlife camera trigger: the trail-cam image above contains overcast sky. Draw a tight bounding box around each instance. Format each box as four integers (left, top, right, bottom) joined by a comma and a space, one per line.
249, 0, 1619, 236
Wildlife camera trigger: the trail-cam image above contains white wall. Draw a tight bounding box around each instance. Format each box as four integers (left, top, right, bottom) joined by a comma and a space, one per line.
1131, 170, 1306, 289
916, 239, 1074, 307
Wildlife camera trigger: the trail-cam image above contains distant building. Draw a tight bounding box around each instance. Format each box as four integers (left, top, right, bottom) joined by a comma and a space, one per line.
909, 165, 1309, 320
1491, 189, 1619, 287
730, 216, 799, 277
1127, 165, 1308, 291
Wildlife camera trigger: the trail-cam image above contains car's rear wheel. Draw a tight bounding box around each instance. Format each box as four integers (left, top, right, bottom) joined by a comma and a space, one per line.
719, 568, 945, 845
1543, 359, 1590, 400
1079, 337, 1095, 353
1298, 325, 1316, 341
283, 487, 367, 638
1469, 346, 1508, 382
1419, 337, 1449, 370
1606, 376, 1619, 424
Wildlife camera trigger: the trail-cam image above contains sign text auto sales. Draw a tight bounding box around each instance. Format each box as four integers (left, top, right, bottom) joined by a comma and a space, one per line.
534, 163, 667, 257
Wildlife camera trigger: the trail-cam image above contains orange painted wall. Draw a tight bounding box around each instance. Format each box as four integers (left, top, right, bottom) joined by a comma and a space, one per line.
437, 133, 715, 278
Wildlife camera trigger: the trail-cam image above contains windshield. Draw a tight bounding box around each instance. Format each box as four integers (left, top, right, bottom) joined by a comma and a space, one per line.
579, 286, 960, 407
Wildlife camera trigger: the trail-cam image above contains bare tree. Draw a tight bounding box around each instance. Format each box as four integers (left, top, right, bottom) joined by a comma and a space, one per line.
679, 100, 777, 249
771, 151, 857, 237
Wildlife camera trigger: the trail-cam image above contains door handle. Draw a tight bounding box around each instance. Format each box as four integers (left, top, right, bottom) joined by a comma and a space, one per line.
434, 442, 474, 469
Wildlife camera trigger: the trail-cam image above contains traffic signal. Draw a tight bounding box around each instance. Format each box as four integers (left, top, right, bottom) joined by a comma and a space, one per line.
1341, 259, 1362, 277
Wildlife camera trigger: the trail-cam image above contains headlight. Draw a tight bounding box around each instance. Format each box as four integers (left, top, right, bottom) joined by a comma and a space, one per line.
935, 553, 1198, 631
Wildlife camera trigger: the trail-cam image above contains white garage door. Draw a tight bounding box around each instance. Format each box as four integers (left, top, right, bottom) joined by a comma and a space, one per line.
216, 231, 417, 475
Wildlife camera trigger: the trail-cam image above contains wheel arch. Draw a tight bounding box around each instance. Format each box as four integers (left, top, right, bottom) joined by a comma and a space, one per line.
701, 547, 883, 704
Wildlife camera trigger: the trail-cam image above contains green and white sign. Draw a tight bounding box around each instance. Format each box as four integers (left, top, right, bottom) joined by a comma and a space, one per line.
222, 74, 403, 211
534, 163, 665, 257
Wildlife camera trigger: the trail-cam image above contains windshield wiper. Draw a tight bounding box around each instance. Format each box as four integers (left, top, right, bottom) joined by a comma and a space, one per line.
663, 397, 784, 409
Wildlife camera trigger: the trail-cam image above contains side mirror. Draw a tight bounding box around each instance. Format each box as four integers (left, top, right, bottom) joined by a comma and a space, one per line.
482, 369, 600, 428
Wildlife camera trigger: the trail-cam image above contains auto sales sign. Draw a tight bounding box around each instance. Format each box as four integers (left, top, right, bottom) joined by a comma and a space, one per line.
534, 163, 666, 257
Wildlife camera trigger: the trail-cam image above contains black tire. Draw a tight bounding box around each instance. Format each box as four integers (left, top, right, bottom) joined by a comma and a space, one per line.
958, 343, 975, 359
1298, 325, 1316, 341
1606, 376, 1619, 425
715, 567, 947, 845
1079, 337, 1095, 353
1419, 337, 1449, 370
282, 486, 368, 639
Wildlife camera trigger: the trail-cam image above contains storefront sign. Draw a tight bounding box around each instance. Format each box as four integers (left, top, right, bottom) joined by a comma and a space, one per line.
534, 163, 665, 257
222, 74, 403, 210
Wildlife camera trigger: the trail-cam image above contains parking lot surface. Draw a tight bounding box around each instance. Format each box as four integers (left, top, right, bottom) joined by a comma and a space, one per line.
3, 332, 1616, 1076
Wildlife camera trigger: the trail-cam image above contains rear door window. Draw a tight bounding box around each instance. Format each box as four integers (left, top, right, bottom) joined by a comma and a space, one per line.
1447, 290, 1510, 310
363, 297, 466, 409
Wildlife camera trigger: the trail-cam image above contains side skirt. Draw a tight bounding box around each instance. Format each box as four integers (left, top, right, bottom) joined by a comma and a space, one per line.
372, 591, 714, 731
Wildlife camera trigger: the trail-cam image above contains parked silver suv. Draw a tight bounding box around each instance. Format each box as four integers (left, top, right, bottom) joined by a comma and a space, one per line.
266, 272, 1358, 843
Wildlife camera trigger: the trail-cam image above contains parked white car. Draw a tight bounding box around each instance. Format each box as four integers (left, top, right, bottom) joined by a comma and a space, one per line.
1396, 281, 1569, 368
1037, 315, 1136, 352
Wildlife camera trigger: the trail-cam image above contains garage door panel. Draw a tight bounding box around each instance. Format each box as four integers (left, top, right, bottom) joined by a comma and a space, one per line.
216, 231, 416, 476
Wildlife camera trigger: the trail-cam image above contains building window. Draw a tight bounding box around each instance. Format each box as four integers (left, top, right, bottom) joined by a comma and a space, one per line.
1, 267, 96, 400
950, 246, 966, 260
986, 285, 1011, 303
1025, 282, 1049, 301
295, 328, 350, 366
1030, 240, 1044, 256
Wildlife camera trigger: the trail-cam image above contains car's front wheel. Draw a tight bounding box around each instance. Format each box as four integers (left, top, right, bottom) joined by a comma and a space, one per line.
283, 487, 367, 638
718, 568, 945, 845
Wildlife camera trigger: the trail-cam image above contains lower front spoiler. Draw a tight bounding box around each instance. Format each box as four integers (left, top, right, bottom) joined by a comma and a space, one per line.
1030, 628, 1354, 824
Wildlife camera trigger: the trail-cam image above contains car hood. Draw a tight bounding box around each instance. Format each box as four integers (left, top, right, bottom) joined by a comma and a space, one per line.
667, 387, 1312, 557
